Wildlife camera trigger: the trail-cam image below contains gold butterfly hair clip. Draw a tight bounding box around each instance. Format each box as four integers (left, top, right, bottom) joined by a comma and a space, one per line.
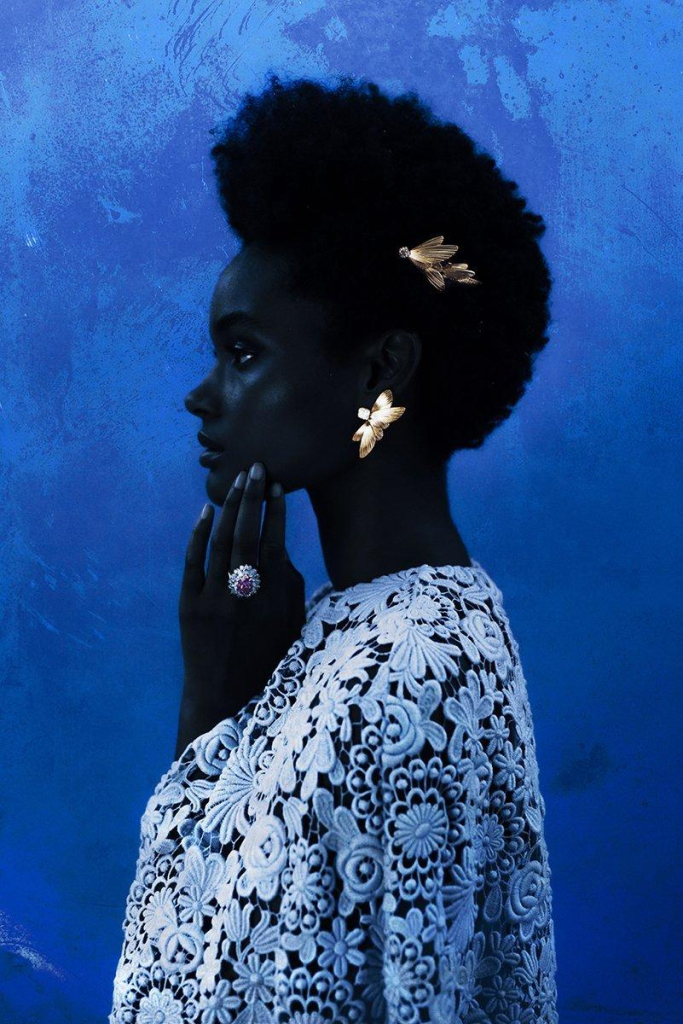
398, 235, 481, 291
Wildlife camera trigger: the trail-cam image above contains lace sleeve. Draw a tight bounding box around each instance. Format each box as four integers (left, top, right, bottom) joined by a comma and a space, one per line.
270, 655, 485, 1024
376, 665, 488, 1023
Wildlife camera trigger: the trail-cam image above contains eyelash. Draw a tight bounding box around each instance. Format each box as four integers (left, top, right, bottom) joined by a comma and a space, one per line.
213, 345, 255, 368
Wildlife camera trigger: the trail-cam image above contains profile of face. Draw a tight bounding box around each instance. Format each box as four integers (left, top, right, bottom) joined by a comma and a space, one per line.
184, 242, 372, 504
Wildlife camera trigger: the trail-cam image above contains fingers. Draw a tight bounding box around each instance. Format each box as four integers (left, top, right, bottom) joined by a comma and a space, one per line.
201, 463, 286, 592
205, 470, 248, 584
260, 481, 287, 563
182, 502, 214, 595
230, 463, 267, 571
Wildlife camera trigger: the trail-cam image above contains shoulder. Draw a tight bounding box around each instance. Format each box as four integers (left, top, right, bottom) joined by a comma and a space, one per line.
337, 563, 514, 689
299, 565, 517, 729
303, 565, 525, 766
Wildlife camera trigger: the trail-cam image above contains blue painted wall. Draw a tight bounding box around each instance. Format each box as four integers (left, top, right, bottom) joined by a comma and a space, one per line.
1, 2, 680, 1021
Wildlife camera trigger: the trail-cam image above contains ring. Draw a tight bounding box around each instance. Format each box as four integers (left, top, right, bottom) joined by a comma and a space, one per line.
227, 563, 261, 598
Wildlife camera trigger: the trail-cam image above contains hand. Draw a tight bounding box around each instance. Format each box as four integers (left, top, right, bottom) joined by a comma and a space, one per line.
176, 462, 306, 756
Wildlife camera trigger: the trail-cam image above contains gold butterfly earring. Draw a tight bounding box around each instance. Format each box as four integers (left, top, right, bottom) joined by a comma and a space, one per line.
398, 235, 481, 292
352, 388, 406, 459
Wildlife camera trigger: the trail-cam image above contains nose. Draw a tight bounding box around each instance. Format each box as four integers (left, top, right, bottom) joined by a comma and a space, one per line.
184, 384, 215, 418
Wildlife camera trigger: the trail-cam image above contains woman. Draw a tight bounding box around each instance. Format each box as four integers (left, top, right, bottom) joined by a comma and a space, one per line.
110, 73, 558, 1023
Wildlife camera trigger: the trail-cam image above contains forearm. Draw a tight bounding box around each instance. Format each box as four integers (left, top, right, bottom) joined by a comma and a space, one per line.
174, 694, 223, 761
174, 663, 273, 761
174, 672, 239, 761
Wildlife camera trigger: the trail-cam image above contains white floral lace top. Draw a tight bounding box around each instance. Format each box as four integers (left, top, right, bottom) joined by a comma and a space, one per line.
110, 560, 559, 1024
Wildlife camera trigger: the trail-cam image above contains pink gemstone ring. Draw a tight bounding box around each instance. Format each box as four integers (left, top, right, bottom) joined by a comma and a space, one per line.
227, 563, 261, 598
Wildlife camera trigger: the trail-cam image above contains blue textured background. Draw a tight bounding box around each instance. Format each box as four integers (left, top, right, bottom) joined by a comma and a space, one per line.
1, 2, 681, 1021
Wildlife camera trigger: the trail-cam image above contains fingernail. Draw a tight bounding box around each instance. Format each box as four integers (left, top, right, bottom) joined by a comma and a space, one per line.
200, 503, 211, 519
269, 482, 283, 497
249, 462, 264, 480
234, 470, 247, 489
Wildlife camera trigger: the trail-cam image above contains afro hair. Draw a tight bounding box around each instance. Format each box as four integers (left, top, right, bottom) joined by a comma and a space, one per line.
208, 72, 553, 463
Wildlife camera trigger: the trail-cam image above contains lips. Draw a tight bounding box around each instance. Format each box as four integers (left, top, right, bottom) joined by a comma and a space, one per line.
197, 431, 224, 452
199, 449, 223, 466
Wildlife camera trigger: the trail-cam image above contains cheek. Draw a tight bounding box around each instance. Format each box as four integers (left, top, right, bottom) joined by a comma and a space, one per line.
265, 377, 352, 464
262, 373, 336, 428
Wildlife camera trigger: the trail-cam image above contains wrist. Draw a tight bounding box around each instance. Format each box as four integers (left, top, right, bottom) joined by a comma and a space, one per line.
175, 693, 229, 762
181, 670, 228, 711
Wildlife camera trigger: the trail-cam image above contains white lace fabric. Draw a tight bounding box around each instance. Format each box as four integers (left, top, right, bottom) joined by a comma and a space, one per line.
110, 561, 559, 1023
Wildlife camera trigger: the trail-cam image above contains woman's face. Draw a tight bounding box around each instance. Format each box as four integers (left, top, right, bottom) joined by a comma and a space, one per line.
184, 242, 359, 503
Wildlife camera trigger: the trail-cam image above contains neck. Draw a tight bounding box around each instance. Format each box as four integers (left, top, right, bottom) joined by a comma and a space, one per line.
307, 442, 471, 591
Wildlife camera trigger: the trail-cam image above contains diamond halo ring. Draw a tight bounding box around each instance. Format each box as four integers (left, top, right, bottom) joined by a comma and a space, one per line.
227, 564, 261, 598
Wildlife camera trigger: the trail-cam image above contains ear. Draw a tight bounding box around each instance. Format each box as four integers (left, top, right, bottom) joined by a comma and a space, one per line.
361, 328, 422, 398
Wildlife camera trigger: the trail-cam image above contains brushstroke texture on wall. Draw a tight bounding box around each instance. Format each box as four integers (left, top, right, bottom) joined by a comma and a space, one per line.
1, 1, 681, 1021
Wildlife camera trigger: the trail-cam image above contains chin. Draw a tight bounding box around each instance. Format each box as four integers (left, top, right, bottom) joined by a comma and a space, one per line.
202, 459, 296, 502
203, 465, 232, 504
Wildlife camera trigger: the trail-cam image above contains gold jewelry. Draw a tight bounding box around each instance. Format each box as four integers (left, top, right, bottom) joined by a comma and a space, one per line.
398, 235, 481, 291
352, 388, 406, 459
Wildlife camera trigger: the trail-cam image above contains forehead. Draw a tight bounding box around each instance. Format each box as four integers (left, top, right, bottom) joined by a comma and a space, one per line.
209, 243, 330, 345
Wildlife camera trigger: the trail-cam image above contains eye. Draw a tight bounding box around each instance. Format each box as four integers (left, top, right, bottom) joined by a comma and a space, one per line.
230, 347, 255, 367
212, 344, 255, 368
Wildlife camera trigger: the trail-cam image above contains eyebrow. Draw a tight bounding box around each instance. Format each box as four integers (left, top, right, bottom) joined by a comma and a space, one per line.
209, 310, 262, 340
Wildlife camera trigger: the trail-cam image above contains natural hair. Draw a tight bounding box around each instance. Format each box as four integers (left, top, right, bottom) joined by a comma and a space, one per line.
209, 72, 553, 463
